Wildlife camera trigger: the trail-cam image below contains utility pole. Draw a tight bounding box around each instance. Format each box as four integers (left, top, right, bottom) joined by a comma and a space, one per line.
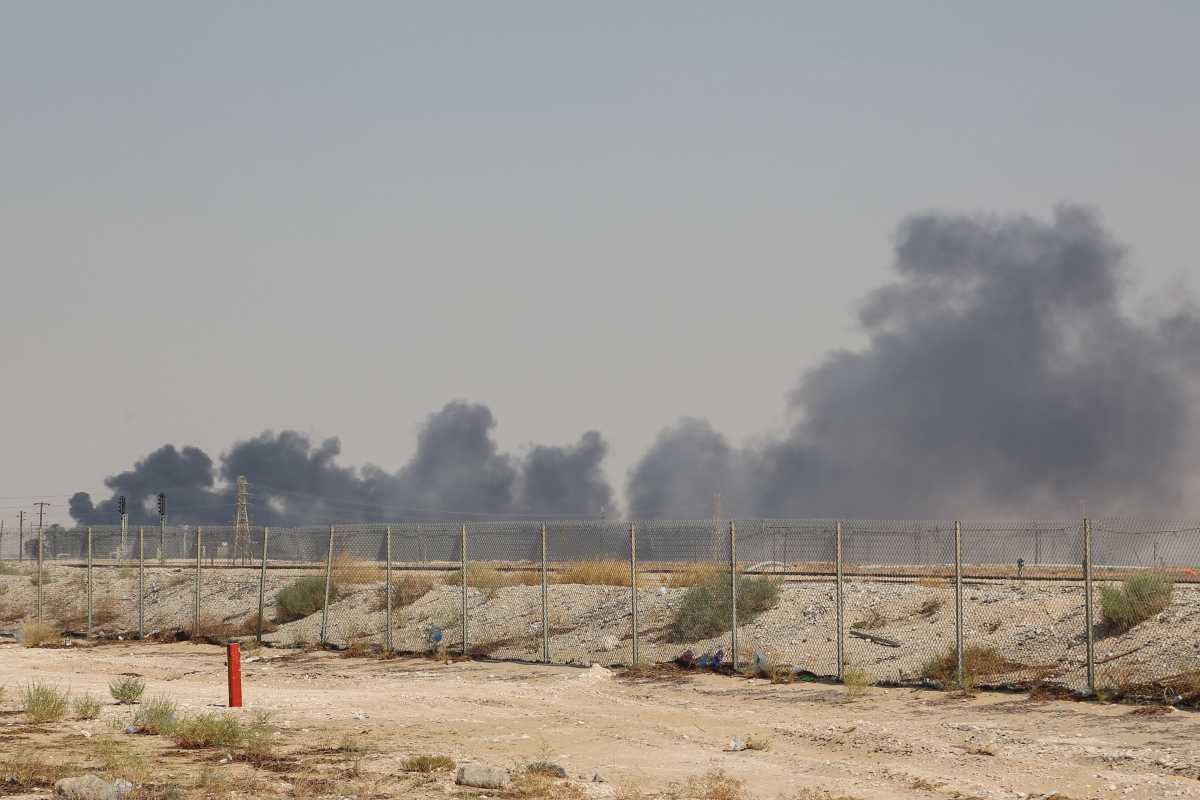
157, 493, 167, 564
0, 520, 4, 560
118, 496, 128, 563
234, 476, 250, 566
18, 510, 24, 562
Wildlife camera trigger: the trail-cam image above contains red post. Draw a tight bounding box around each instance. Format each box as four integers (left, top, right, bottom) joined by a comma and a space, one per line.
227, 642, 243, 708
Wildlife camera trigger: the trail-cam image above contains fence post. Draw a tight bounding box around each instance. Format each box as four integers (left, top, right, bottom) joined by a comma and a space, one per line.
194, 527, 203, 639
138, 527, 145, 639
86, 526, 94, 639
256, 527, 269, 643
835, 521, 844, 681
541, 523, 549, 664
320, 525, 335, 646
629, 522, 639, 665
954, 521, 964, 687
1084, 517, 1095, 695
729, 520, 738, 673
460, 523, 468, 657
385, 525, 393, 654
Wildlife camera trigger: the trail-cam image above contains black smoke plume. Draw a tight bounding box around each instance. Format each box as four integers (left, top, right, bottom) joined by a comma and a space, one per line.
629, 206, 1200, 518
71, 401, 613, 525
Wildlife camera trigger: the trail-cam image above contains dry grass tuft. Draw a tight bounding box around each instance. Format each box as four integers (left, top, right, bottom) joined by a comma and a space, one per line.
665, 769, 749, 800
90, 734, 152, 783
506, 771, 585, 800
332, 550, 383, 585
133, 694, 178, 734
20, 681, 70, 723
109, 675, 146, 704
370, 574, 434, 612
172, 712, 246, 748
400, 754, 456, 773
665, 564, 719, 589
22, 621, 61, 647
0, 749, 76, 789
916, 576, 947, 589
842, 665, 872, 699
553, 561, 632, 587
444, 563, 516, 593
770, 664, 795, 684
72, 692, 102, 720
922, 645, 1014, 689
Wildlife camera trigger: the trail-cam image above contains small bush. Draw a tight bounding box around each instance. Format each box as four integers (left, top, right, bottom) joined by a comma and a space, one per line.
237, 711, 276, 763
109, 676, 146, 705
401, 754, 456, 772
336, 733, 367, 753
72, 693, 102, 720
20, 681, 70, 723
370, 575, 434, 612
667, 571, 780, 642
842, 665, 872, 699
133, 694, 178, 734
173, 712, 245, 748
921, 645, 1013, 688
666, 769, 749, 800
274, 577, 337, 623
554, 561, 631, 587
22, 622, 61, 647
1101, 572, 1174, 633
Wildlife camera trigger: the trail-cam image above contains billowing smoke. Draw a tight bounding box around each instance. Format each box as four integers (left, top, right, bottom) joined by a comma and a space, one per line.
630, 206, 1200, 518
73, 207, 1200, 524
71, 402, 614, 524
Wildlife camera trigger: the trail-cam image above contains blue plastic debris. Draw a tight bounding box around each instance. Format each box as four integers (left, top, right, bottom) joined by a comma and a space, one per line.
429, 626, 444, 644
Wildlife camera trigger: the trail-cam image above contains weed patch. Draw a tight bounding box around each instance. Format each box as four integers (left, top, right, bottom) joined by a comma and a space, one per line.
922, 645, 1014, 688
133, 694, 178, 734
73, 692, 102, 720
22, 621, 61, 647
1101, 572, 1173, 634
110, 675, 146, 704
370, 574, 434, 612
275, 577, 337, 623
668, 571, 779, 642
401, 754, 456, 772
20, 681, 70, 723
554, 561, 631, 587
842, 665, 872, 699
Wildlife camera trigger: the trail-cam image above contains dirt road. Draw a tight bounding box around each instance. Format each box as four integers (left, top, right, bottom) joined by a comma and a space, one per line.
1, 641, 1198, 799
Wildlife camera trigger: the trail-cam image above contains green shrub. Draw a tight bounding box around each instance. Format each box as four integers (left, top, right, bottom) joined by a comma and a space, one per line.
1101, 572, 1174, 633
667, 571, 780, 642
370, 575, 434, 612
274, 577, 337, 623
20, 682, 70, 723
72, 693, 102, 720
109, 676, 145, 705
133, 695, 178, 734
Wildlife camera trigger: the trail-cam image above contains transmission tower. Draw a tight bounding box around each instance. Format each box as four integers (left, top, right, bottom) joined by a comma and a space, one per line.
234, 476, 251, 565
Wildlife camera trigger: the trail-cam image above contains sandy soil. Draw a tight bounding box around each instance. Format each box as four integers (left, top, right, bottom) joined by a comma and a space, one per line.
1, 641, 1200, 799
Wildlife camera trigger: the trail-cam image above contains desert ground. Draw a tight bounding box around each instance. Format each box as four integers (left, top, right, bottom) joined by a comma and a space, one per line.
1, 641, 1200, 799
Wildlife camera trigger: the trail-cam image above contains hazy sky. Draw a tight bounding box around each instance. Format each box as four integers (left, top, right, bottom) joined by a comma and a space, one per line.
3, 2, 1198, 526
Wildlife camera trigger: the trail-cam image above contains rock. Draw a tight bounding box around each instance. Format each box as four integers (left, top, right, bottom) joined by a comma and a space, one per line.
456, 763, 510, 790
601, 635, 620, 651
112, 779, 134, 798
54, 775, 122, 800
727, 738, 747, 752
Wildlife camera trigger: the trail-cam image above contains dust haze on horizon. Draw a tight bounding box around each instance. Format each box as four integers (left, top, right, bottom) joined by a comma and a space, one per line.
70, 207, 1200, 525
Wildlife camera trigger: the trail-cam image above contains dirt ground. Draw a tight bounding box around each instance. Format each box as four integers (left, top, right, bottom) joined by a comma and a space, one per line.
1, 641, 1200, 800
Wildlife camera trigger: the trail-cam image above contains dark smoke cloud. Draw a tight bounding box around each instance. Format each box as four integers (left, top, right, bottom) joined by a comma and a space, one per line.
71, 402, 614, 525
630, 206, 1200, 519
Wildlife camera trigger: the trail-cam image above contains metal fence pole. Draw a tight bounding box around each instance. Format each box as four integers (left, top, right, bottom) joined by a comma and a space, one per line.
729, 520, 738, 673
256, 527, 269, 642
86, 526, 94, 639
835, 521, 844, 681
541, 523, 549, 664
629, 522, 639, 665
1084, 517, 1095, 695
320, 525, 335, 646
385, 525, 393, 654
194, 527, 202, 639
138, 527, 145, 639
460, 523, 468, 657
954, 521, 964, 687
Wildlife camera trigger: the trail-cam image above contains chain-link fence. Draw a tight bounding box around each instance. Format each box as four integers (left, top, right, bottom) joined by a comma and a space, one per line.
2, 518, 1199, 701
